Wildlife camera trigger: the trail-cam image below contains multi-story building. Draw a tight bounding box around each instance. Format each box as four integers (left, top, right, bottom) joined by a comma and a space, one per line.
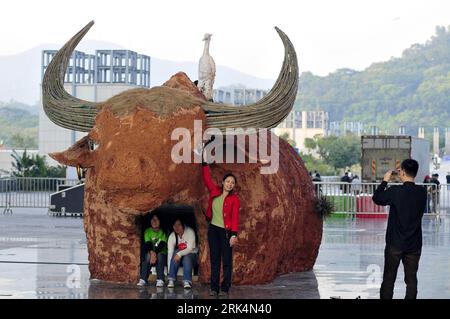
213, 85, 267, 105
274, 110, 329, 152
39, 49, 150, 173
328, 121, 364, 136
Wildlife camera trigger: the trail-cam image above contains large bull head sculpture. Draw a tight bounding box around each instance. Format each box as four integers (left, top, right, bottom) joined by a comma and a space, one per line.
43, 21, 322, 284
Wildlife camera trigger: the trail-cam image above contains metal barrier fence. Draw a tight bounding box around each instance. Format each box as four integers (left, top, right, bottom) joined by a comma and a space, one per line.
319, 176, 340, 183
1, 177, 449, 217
1, 178, 79, 213
313, 181, 449, 217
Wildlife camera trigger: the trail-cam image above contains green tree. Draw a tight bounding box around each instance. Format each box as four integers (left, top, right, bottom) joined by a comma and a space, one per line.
10, 134, 37, 149
279, 132, 296, 147
304, 137, 317, 150
11, 150, 35, 177
46, 166, 66, 178
300, 152, 337, 176
316, 136, 360, 170
11, 150, 66, 178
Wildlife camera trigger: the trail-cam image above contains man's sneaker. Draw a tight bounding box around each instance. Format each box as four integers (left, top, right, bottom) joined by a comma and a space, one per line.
183, 281, 192, 289
137, 279, 146, 287
219, 290, 229, 297
156, 280, 164, 287
167, 280, 175, 288
209, 289, 218, 297
156, 287, 164, 294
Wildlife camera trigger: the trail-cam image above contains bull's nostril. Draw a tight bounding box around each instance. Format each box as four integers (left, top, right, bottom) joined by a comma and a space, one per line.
139, 158, 146, 170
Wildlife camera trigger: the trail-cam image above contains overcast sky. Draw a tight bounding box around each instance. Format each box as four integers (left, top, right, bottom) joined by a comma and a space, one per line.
1, 0, 450, 78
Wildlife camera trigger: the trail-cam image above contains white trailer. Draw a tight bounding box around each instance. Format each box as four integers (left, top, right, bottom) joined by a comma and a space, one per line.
361, 135, 430, 182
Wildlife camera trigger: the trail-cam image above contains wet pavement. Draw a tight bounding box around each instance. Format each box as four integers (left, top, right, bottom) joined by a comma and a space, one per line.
0, 208, 449, 299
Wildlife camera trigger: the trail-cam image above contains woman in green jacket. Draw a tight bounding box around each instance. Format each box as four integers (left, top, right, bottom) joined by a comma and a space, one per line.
137, 213, 168, 287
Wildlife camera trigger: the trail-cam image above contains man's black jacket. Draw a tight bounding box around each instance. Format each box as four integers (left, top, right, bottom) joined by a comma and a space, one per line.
372, 181, 427, 252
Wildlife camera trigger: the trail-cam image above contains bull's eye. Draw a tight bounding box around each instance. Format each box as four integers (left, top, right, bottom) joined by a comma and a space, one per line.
88, 139, 99, 152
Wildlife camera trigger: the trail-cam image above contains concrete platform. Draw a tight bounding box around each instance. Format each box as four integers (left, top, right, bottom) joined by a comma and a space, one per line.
0, 208, 449, 299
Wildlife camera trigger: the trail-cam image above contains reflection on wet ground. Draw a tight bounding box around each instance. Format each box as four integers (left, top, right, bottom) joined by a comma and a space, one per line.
0, 209, 449, 298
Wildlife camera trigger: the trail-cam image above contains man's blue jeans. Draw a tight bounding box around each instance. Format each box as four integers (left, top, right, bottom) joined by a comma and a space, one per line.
168, 250, 197, 284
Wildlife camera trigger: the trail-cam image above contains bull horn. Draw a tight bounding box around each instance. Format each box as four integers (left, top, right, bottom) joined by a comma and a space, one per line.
42, 21, 101, 132
202, 27, 299, 132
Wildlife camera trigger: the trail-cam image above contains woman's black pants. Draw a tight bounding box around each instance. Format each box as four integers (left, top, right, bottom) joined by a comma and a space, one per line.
208, 224, 233, 293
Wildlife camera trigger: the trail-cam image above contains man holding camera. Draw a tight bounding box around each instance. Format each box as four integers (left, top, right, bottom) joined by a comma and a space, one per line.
372, 159, 427, 299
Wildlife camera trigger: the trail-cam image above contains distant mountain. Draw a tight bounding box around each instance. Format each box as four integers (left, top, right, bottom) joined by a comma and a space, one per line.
0, 100, 39, 115
0, 105, 38, 148
296, 25, 450, 133
150, 57, 275, 89
0, 40, 275, 105
0, 40, 125, 105
5, 25, 450, 137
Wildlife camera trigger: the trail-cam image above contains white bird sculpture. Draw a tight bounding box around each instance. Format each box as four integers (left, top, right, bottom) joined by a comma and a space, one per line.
198, 33, 216, 101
